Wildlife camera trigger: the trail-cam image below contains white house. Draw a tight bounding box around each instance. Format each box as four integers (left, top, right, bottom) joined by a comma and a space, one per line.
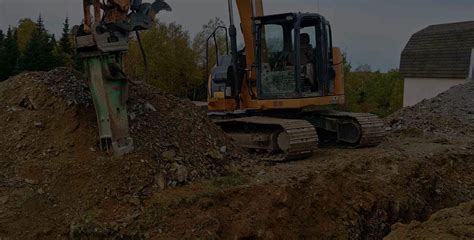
400, 21, 474, 107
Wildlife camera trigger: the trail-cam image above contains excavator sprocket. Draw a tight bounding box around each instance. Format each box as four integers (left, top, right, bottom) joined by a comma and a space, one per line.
215, 117, 318, 162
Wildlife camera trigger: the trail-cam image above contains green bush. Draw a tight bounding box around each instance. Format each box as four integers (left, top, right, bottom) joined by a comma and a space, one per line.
341, 70, 404, 117
125, 21, 201, 99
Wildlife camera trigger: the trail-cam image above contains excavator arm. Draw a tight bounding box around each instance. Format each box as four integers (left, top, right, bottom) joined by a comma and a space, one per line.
235, 0, 264, 72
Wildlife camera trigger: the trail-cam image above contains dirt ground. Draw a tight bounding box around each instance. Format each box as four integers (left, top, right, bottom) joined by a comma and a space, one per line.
385, 200, 474, 240
138, 135, 474, 239
0, 69, 473, 239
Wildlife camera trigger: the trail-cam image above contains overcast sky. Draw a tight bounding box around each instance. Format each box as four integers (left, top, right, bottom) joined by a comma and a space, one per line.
1, 0, 473, 71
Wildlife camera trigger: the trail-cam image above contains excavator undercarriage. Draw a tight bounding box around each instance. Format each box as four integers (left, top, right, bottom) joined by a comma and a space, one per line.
216, 117, 318, 161
212, 111, 385, 162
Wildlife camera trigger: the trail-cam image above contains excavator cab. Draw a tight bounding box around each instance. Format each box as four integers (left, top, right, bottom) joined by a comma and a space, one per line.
208, 9, 344, 113
256, 13, 335, 100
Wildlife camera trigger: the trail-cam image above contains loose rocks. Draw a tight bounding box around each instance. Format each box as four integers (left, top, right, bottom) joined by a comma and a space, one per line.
387, 80, 474, 135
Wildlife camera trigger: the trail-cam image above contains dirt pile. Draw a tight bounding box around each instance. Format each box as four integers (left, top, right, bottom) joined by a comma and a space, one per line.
388, 80, 474, 136
29, 68, 242, 181
385, 200, 474, 240
0, 68, 244, 239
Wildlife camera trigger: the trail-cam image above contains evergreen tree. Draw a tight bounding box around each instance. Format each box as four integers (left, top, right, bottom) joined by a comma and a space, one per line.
0, 29, 5, 80
58, 17, 75, 67
36, 15, 45, 31
0, 27, 19, 80
20, 15, 59, 71
59, 17, 73, 55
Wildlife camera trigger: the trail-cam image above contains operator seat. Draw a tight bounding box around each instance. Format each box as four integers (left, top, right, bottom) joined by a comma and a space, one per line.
300, 33, 312, 64
299, 33, 316, 91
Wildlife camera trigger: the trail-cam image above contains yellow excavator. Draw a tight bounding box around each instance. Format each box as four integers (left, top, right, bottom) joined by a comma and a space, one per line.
207, 0, 385, 161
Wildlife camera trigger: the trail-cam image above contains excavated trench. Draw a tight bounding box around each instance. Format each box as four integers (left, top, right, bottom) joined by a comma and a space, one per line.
114, 136, 472, 239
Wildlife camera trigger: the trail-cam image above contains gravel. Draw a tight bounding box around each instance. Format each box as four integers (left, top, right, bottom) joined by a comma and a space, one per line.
387, 80, 474, 135
1, 68, 246, 186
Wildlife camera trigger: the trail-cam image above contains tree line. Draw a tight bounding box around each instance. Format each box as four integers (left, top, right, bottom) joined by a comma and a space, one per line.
0, 16, 403, 116
0, 16, 74, 81
0, 16, 224, 101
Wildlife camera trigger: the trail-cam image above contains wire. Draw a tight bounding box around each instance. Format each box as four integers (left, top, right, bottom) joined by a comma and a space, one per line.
135, 30, 148, 82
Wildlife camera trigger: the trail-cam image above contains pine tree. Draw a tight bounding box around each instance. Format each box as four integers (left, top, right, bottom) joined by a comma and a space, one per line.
0, 29, 5, 80
20, 15, 59, 71
36, 15, 45, 31
0, 27, 19, 80
59, 17, 73, 55
57, 17, 75, 67
50, 35, 63, 67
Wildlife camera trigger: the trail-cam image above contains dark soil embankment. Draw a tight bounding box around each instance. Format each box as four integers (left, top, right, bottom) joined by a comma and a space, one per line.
0, 68, 245, 239
385, 200, 474, 240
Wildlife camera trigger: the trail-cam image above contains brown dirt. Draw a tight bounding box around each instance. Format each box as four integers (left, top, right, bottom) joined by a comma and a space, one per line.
0, 69, 246, 239
385, 200, 474, 240
0, 68, 473, 239
131, 135, 473, 240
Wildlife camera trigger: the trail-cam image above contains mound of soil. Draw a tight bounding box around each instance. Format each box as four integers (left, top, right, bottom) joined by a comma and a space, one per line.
387, 80, 474, 136
0, 68, 244, 239
385, 200, 474, 240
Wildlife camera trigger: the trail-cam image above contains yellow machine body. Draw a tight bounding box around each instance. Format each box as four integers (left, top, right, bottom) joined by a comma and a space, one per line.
208, 0, 345, 113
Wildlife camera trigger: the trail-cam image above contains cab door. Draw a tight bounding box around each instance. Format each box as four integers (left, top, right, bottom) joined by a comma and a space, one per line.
296, 16, 334, 97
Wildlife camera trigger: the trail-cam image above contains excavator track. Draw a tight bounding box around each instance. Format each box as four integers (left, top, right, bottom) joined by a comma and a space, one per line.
307, 111, 386, 148
350, 113, 386, 147
215, 117, 318, 162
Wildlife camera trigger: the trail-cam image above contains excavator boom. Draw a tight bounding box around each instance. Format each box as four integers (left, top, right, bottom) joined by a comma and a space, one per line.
235, 0, 264, 71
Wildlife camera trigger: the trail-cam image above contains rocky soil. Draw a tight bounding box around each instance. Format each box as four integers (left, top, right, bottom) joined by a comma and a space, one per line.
0, 69, 473, 239
385, 200, 474, 240
0, 68, 246, 239
387, 79, 474, 136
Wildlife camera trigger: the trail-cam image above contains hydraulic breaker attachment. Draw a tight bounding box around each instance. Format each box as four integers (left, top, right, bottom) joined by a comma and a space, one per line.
83, 54, 133, 155
76, 0, 171, 156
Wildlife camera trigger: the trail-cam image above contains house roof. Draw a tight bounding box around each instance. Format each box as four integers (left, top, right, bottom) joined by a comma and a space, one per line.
400, 21, 474, 79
